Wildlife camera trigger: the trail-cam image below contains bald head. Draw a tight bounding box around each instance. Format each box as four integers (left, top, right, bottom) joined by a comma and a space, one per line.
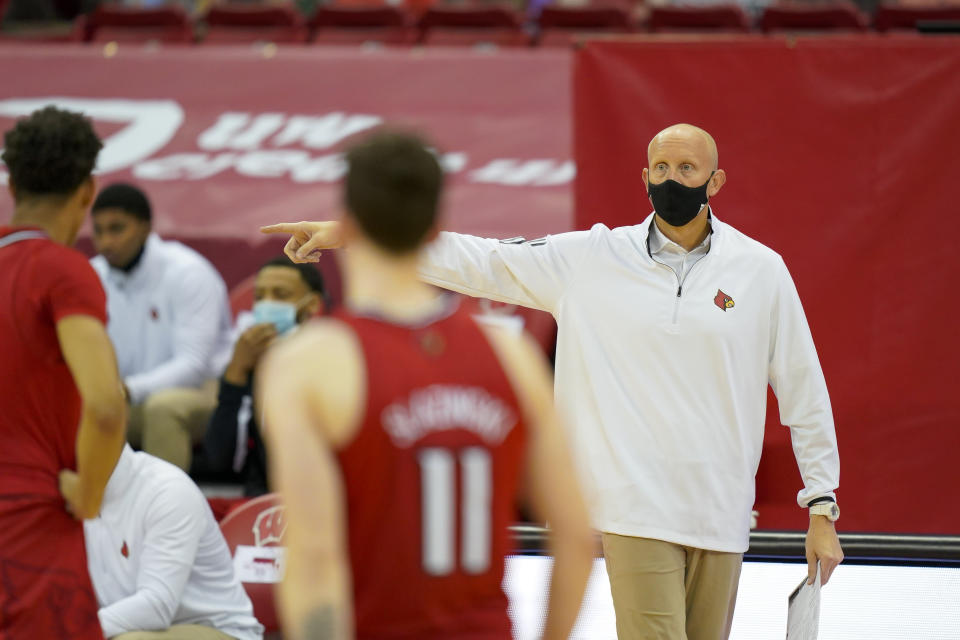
647, 124, 718, 171
642, 123, 726, 215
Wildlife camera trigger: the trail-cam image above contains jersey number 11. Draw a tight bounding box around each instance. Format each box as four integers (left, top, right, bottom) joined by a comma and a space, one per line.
418, 447, 492, 576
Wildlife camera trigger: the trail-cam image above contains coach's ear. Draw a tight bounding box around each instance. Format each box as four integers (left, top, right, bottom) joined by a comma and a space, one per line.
7, 176, 17, 202
424, 224, 440, 244
706, 169, 726, 199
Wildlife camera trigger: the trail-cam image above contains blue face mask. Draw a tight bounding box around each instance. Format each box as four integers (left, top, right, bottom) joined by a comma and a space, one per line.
253, 300, 298, 335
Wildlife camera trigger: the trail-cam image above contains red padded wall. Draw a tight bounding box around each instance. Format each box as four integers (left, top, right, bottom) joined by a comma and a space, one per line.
573, 35, 960, 533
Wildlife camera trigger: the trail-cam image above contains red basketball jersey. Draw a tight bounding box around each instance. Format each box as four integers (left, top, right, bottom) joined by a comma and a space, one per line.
0, 226, 107, 640
334, 300, 528, 639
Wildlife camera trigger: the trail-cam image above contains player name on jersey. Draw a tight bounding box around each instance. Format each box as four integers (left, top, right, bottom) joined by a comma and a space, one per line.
381, 384, 517, 448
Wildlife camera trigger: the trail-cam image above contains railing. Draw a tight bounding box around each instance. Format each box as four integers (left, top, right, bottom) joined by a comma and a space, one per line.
510, 525, 960, 567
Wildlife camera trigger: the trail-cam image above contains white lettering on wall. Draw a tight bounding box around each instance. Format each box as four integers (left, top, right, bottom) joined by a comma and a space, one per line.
272, 114, 383, 149
186, 113, 571, 185
0, 98, 573, 186
198, 112, 383, 151
133, 153, 237, 181
0, 97, 184, 174
199, 112, 287, 151
133, 150, 469, 184
470, 159, 575, 186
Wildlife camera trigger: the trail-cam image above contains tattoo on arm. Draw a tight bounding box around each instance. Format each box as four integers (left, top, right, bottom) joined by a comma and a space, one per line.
300, 605, 336, 640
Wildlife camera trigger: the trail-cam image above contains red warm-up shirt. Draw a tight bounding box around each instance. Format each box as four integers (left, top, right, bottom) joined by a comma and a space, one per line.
0, 226, 107, 493
0, 226, 108, 640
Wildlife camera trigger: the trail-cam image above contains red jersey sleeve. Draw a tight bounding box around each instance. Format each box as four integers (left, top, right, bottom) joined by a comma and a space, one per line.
39, 245, 108, 325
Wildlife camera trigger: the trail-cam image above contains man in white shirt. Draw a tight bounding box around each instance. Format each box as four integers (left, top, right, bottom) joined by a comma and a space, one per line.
261, 123, 844, 640
91, 183, 233, 472
84, 445, 264, 640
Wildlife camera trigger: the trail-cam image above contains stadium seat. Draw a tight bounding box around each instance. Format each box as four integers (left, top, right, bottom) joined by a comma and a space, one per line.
310, 5, 413, 47
220, 494, 286, 635
759, 2, 868, 32
536, 6, 634, 48
417, 6, 528, 47
647, 5, 752, 33
75, 5, 195, 44
873, 4, 960, 32
0, 22, 75, 43
208, 496, 249, 523
201, 5, 308, 44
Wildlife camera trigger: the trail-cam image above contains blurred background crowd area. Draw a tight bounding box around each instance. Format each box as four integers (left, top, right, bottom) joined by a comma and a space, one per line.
4, 0, 960, 46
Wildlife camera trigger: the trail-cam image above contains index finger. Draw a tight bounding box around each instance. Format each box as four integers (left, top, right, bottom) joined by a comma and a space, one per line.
260, 223, 300, 235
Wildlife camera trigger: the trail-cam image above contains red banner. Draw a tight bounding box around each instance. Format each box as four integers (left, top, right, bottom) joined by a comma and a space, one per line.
0, 44, 574, 288
573, 35, 960, 533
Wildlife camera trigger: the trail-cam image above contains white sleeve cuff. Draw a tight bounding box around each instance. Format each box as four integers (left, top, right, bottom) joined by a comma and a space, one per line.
797, 489, 838, 508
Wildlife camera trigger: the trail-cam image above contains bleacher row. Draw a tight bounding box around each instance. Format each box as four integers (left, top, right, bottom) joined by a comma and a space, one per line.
9, 3, 960, 49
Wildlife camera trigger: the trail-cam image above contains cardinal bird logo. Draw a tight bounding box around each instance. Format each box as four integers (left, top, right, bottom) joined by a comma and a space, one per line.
714, 290, 734, 311
121, 541, 129, 558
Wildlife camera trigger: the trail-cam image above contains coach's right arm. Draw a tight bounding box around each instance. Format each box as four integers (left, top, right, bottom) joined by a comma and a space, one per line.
418, 230, 589, 313
261, 221, 589, 314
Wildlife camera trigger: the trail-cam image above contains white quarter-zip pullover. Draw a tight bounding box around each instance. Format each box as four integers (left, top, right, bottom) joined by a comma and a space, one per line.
420, 212, 839, 553
84, 446, 263, 639
91, 233, 233, 404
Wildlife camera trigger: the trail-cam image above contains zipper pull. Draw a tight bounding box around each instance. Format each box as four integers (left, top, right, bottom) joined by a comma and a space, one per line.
677, 285, 682, 297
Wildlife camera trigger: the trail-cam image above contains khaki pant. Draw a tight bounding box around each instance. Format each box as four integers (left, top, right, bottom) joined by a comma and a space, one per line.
113, 625, 237, 640
601, 533, 742, 640
127, 380, 219, 471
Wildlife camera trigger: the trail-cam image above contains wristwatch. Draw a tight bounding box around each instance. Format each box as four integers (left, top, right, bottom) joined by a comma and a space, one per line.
809, 502, 840, 522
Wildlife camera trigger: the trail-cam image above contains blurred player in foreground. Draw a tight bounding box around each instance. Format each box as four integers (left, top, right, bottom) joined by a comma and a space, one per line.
258, 131, 594, 640
0, 106, 126, 638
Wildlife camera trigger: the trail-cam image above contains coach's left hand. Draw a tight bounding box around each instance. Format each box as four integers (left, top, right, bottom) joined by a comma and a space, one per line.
806, 516, 843, 585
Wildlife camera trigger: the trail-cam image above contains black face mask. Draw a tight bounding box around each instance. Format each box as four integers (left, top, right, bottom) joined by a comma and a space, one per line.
647, 171, 714, 227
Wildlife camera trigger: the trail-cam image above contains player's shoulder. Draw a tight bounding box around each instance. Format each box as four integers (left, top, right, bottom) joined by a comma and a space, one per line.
32, 237, 92, 265
265, 317, 361, 377
26, 239, 101, 282
282, 316, 357, 350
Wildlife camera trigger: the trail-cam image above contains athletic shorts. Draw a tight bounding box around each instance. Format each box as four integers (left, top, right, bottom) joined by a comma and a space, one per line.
0, 494, 103, 640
